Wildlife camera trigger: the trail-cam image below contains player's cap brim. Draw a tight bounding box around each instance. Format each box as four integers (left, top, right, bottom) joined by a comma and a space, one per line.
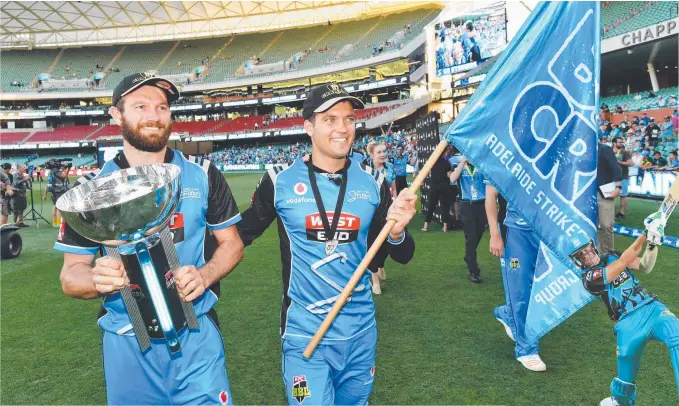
120, 77, 179, 104
313, 96, 365, 114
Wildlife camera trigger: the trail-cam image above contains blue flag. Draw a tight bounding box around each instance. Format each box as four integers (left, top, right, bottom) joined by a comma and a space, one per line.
445, 2, 601, 341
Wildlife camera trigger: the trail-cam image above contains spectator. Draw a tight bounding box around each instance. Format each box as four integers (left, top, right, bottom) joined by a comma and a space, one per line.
629, 149, 642, 181
597, 142, 622, 253
612, 137, 632, 219
610, 123, 621, 138
661, 116, 674, 138
673, 110, 679, 133
639, 112, 649, 126
667, 150, 679, 170
645, 118, 661, 146
651, 151, 667, 169
657, 95, 666, 107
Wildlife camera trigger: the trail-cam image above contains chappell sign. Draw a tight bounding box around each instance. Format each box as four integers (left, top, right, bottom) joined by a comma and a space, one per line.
602, 17, 678, 53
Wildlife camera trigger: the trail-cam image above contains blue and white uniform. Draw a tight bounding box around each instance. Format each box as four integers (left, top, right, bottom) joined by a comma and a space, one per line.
582, 254, 679, 405
238, 158, 415, 405
54, 149, 241, 405
494, 204, 540, 358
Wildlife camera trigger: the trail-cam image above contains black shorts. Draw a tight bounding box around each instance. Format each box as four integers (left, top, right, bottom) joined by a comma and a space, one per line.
51, 192, 64, 205
450, 185, 460, 202
11, 195, 27, 214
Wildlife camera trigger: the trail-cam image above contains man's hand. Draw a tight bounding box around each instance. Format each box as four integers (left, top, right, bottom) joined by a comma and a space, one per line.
92, 256, 129, 295
644, 212, 666, 246
387, 189, 417, 240
609, 188, 621, 199
175, 265, 207, 302
489, 233, 504, 257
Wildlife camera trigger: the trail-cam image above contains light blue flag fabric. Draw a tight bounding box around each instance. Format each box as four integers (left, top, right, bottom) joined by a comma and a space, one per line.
444, 1, 601, 341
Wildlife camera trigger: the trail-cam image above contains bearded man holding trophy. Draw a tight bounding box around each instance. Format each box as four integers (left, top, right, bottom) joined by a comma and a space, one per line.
54, 73, 244, 405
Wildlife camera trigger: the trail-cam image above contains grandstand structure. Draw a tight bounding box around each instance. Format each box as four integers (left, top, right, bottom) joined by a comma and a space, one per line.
0, 1, 677, 170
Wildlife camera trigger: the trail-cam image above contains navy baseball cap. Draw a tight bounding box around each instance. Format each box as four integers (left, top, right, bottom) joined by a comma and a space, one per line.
303, 83, 364, 120
112, 72, 179, 106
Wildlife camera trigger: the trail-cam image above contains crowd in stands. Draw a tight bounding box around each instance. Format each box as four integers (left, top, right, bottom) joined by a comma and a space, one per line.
599, 109, 679, 175
601, 87, 679, 114
208, 128, 418, 167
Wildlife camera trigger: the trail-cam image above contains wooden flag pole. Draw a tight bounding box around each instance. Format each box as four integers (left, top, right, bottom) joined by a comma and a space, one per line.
303, 139, 450, 358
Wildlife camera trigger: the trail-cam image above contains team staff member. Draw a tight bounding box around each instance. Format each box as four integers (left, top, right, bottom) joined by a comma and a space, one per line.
238, 83, 417, 405
393, 144, 409, 195
612, 137, 632, 219
54, 73, 244, 405
421, 151, 452, 232
449, 156, 486, 283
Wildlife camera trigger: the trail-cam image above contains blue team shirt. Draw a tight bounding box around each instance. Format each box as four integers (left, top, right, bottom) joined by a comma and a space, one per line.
459, 164, 486, 202
348, 150, 365, 165
393, 153, 409, 177
504, 204, 532, 231
582, 254, 656, 322
54, 150, 242, 335
242, 159, 389, 342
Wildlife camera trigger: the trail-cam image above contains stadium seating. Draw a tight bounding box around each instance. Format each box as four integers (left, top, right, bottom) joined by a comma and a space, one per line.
602, 1, 678, 39
601, 86, 678, 111
211, 116, 264, 133
26, 125, 98, 143
1, 8, 439, 91
0, 49, 60, 91
0, 132, 30, 144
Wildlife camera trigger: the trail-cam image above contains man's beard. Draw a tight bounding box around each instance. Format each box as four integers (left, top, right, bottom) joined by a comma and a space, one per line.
121, 119, 172, 153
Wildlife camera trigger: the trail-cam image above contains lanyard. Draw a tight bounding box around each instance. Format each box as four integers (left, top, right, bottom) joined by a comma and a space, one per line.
307, 159, 348, 256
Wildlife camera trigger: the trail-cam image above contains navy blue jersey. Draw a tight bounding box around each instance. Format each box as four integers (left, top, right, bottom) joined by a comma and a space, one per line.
54, 149, 241, 335
459, 164, 485, 202
581, 254, 656, 322
238, 158, 415, 343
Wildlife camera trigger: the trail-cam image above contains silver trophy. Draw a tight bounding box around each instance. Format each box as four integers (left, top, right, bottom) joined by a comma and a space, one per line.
57, 163, 198, 354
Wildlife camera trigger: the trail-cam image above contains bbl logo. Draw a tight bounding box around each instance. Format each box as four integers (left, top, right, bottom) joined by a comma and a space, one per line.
292, 375, 311, 403
509, 258, 520, 269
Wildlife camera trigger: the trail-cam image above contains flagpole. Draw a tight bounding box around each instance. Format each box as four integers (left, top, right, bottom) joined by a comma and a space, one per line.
303, 138, 450, 358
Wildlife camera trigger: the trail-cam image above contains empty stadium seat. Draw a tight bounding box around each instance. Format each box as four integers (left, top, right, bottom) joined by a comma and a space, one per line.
0, 132, 30, 145
26, 125, 98, 143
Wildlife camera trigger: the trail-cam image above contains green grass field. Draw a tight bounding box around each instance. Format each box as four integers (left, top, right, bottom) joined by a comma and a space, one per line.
1, 173, 678, 405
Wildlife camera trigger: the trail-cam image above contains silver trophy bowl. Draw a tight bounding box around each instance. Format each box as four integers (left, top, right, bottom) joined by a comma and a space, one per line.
56, 163, 195, 354
56, 163, 181, 246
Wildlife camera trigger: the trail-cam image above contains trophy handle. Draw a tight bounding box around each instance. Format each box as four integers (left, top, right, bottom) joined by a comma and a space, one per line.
135, 241, 181, 354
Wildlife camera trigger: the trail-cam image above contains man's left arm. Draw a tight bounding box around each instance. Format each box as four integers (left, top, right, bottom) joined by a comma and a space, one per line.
175, 163, 244, 302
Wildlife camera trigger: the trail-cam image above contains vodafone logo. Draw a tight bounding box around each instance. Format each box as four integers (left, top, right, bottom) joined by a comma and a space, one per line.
219, 390, 229, 405
294, 182, 308, 196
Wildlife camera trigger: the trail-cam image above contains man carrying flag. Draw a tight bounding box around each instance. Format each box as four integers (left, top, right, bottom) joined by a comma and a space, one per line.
444, 1, 600, 350
486, 185, 546, 371
237, 83, 417, 405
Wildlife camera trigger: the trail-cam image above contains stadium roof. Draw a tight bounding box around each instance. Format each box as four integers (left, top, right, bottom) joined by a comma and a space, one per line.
0, 1, 444, 48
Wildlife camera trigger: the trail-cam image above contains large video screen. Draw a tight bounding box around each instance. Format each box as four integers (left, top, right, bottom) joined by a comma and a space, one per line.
434, 6, 507, 76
